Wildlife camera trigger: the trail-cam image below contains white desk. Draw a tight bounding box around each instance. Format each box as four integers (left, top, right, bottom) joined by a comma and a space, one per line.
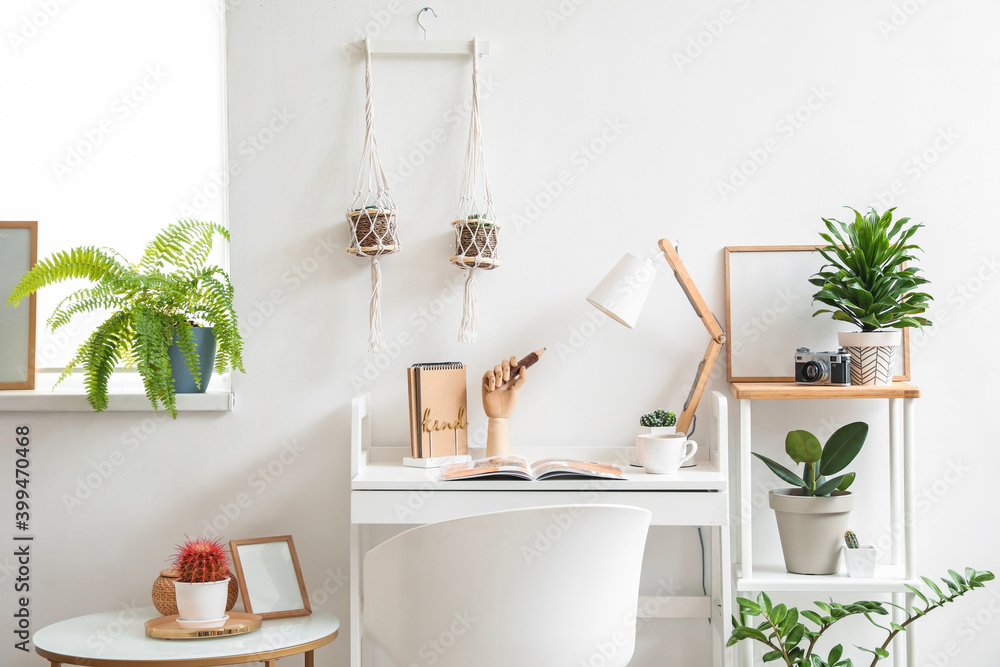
33, 607, 339, 666
350, 391, 734, 667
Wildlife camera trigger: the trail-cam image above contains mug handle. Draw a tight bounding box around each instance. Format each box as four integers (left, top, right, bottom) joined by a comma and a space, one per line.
681, 439, 698, 465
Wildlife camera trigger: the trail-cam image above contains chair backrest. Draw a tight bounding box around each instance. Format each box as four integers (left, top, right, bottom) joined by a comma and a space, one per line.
363, 504, 651, 667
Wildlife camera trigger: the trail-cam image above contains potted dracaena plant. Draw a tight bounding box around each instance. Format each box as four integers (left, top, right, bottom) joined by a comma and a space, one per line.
810, 207, 932, 385
753, 422, 868, 575
729, 567, 993, 666
5, 220, 244, 418
171, 537, 232, 625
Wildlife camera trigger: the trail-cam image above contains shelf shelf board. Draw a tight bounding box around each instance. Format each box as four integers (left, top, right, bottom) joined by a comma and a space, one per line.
0, 390, 234, 413
729, 382, 920, 400
736, 564, 919, 593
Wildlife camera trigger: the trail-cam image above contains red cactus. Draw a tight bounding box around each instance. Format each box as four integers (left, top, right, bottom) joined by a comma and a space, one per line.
172, 538, 231, 583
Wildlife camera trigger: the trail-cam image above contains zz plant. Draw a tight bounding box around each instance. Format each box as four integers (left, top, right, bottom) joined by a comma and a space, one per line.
753, 422, 868, 497
810, 207, 932, 332
6, 220, 244, 418
729, 567, 994, 666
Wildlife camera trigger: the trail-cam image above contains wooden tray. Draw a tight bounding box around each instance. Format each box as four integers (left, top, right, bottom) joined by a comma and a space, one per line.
145, 612, 262, 639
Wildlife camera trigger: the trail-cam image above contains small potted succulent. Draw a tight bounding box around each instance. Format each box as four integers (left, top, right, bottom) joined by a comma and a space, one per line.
810, 207, 932, 385
843, 529, 877, 578
639, 409, 677, 435
452, 213, 500, 267
171, 538, 232, 625
753, 422, 868, 575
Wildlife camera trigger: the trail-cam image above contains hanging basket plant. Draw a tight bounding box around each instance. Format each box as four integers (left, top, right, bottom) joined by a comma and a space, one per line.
347, 37, 400, 352
451, 38, 501, 343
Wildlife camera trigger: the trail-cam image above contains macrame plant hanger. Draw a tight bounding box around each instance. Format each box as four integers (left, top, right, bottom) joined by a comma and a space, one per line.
348, 36, 400, 353
451, 37, 501, 343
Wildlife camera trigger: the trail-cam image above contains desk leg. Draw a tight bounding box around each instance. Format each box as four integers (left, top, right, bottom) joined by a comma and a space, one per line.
305, 649, 315, 667
351, 522, 362, 667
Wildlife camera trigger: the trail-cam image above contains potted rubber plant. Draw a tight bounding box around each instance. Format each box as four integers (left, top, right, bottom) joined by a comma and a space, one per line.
753, 422, 868, 575
810, 207, 932, 385
729, 567, 994, 666
171, 538, 232, 625
5, 220, 245, 418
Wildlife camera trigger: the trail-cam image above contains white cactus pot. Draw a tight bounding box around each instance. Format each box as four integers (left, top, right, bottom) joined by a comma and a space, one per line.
838, 330, 902, 386
844, 545, 878, 578
173, 578, 230, 622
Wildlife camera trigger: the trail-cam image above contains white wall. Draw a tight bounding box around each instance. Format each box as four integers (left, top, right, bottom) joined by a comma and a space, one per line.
2, 1, 999, 666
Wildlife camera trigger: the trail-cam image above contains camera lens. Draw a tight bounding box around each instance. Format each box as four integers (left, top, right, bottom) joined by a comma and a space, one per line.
802, 360, 828, 382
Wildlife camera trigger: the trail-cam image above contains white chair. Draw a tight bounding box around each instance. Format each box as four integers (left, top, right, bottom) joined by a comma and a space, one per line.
363, 504, 652, 667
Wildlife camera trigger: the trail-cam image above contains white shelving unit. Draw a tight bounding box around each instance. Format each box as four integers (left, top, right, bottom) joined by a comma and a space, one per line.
730, 381, 920, 667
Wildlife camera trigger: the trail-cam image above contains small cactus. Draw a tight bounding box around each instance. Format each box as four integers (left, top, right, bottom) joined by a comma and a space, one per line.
173, 538, 231, 583
640, 409, 677, 428
844, 530, 860, 549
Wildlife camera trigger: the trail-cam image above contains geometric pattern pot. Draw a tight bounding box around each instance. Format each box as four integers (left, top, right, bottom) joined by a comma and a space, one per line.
838, 330, 902, 386
843, 344, 897, 386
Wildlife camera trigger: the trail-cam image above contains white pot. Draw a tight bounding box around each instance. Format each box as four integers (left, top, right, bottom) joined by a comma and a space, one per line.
769, 489, 855, 575
638, 426, 676, 436
843, 545, 878, 578
173, 579, 229, 622
838, 330, 902, 386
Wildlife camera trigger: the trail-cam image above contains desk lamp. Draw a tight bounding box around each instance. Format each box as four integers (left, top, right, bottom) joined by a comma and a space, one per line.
586, 239, 726, 436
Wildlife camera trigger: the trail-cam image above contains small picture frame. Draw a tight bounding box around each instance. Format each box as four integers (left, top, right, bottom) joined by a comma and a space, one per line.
229, 535, 311, 620
0, 221, 37, 390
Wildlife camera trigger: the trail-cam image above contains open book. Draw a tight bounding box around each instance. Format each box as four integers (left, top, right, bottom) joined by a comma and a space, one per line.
440, 456, 627, 481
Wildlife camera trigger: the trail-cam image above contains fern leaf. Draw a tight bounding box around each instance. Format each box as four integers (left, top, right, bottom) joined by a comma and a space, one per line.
7, 247, 130, 306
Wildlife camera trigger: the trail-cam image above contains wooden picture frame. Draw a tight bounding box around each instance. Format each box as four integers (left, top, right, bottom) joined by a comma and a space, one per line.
724, 245, 910, 383
230, 535, 311, 620
0, 221, 37, 390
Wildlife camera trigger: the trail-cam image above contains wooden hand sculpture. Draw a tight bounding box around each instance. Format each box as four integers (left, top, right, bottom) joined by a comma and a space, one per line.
482, 355, 527, 457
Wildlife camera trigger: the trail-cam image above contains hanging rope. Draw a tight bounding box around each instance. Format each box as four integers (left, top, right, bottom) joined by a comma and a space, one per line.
348, 36, 399, 353
451, 37, 500, 343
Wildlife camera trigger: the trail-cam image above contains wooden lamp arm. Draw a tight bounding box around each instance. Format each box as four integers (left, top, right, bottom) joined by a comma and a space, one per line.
657, 238, 727, 434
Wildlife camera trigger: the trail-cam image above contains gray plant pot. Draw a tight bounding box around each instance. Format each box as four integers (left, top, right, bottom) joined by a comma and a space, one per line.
769, 489, 855, 575
168, 326, 217, 394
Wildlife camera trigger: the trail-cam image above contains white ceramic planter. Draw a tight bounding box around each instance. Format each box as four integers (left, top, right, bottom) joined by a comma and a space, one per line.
638, 426, 676, 437
173, 578, 230, 622
838, 330, 901, 386
769, 489, 855, 575
844, 545, 877, 578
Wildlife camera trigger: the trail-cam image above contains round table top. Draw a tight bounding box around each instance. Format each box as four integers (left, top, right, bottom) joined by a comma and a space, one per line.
33, 607, 339, 666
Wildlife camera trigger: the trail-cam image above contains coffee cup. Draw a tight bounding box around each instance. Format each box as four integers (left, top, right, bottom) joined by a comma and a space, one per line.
635, 433, 698, 474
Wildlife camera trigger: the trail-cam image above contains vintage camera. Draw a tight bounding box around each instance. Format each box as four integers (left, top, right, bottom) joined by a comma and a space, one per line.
794, 347, 851, 385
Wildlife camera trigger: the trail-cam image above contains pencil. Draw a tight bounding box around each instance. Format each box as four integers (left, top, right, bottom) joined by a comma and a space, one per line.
511, 348, 545, 380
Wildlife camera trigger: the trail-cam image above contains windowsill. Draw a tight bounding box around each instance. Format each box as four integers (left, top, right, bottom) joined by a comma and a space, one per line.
0, 372, 234, 412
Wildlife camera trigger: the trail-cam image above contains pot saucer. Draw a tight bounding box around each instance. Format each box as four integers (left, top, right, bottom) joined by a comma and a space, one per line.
176, 615, 229, 629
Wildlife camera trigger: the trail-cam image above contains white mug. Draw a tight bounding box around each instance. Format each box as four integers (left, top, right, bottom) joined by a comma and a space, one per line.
636, 433, 698, 474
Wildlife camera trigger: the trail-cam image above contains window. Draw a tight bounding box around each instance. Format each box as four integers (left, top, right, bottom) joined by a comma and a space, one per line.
2, 1, 226, 378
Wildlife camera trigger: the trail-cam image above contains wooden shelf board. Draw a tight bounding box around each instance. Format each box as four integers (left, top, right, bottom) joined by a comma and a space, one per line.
729, 382, 920, 400
736, 564, 919, 593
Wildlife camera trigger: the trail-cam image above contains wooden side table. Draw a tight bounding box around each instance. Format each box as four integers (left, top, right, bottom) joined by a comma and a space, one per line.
33, 607, 338, 667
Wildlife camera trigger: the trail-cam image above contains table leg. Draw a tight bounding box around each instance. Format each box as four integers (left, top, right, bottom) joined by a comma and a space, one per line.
263, 661, 276, 667
50, 662, 61, 667
305, 650, 314, 667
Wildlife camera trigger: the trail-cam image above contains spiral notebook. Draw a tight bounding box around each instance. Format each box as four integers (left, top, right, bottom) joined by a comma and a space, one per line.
407, 362, 468, 458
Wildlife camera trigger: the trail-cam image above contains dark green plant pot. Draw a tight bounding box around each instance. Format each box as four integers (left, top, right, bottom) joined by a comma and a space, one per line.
168, 327, 217, 394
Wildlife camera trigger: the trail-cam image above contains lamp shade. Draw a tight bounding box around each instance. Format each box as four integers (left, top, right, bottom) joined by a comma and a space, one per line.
586, 253, 658, 329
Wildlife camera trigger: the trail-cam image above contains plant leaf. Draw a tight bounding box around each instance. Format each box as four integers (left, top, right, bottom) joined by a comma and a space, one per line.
786, 430, 823, 464
820, 422, 869, 475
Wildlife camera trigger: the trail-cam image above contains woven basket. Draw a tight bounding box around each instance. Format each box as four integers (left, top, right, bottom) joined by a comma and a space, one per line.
347, 208, 399, 256
152, 568, 239, 616
452, 219, 501, 268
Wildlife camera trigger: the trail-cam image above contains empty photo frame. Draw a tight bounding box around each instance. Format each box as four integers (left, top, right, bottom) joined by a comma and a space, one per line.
724, 245, 909, 382
0, 221, 37, 390
230, 535, 311, 619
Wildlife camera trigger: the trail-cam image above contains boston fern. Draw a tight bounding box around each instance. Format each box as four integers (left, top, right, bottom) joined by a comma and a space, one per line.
810, 207, 932, 332
729, 567, 993, 666
6, 220, 244, 417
